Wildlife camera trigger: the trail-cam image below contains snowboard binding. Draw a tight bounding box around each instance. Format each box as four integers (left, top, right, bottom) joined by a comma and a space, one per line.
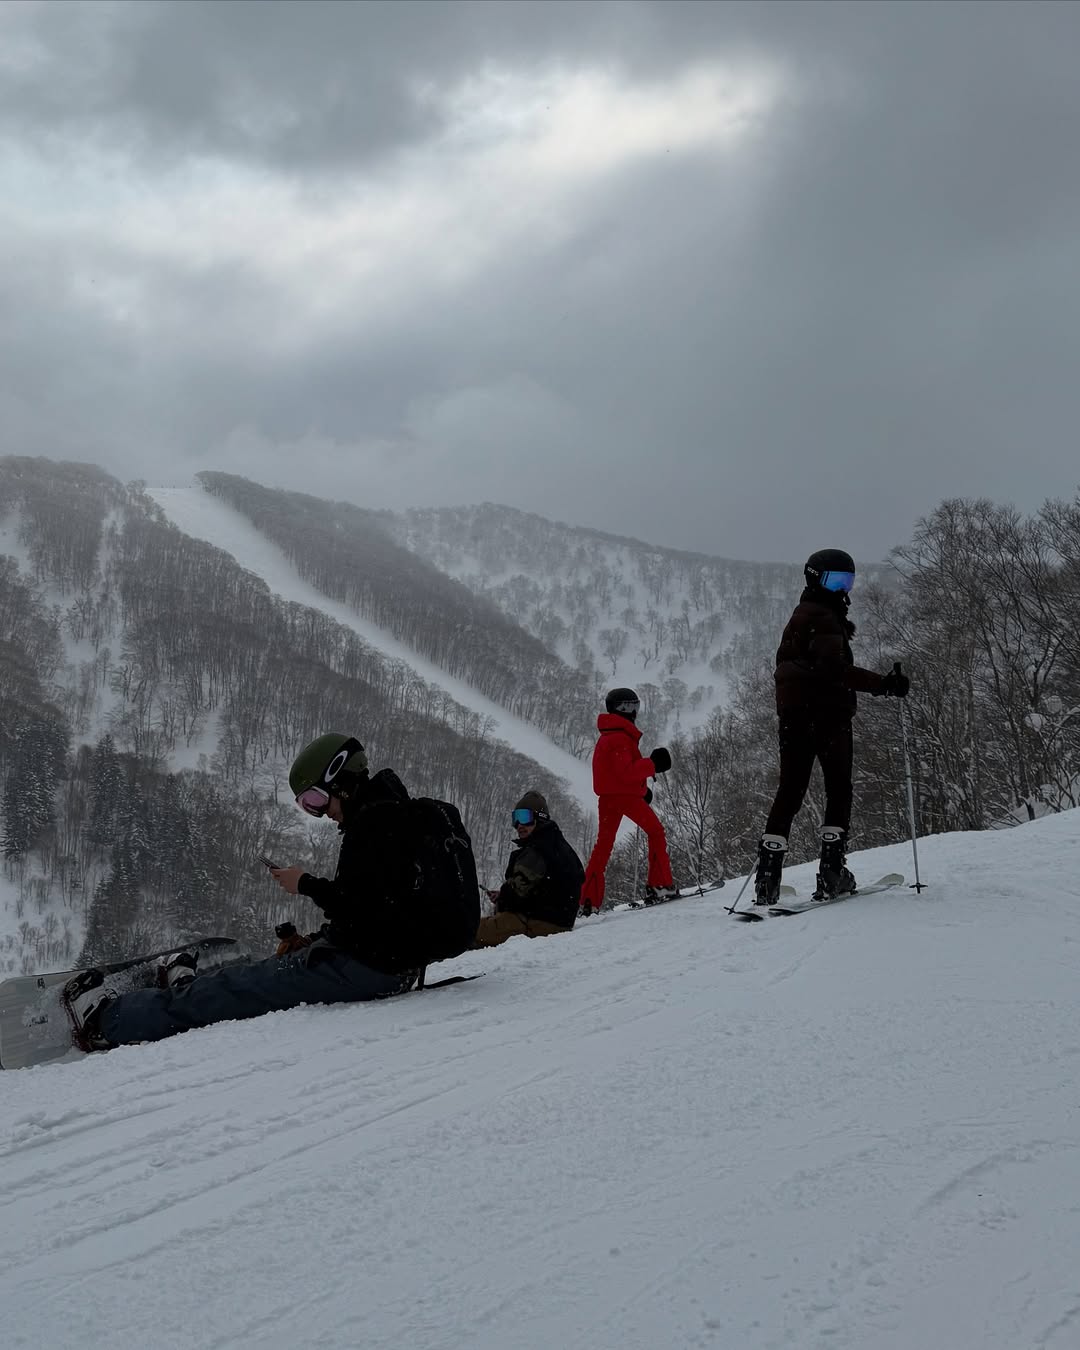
62, 970, 116, 1053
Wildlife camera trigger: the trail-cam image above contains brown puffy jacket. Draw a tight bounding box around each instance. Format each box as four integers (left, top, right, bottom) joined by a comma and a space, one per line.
774, 588, 884, 717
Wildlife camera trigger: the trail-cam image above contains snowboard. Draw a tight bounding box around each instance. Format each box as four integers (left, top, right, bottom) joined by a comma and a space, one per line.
730, 873, 905, 921
0, 937, 239, 1070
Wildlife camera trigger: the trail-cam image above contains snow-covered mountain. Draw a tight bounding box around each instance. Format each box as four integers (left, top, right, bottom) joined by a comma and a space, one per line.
0, 461, 816, 976
6, 456, 1077, 1002
2, 811, 1078, 1350
0, 462, 612, 973
387, 502, 810, 735
145, 486, 594, 805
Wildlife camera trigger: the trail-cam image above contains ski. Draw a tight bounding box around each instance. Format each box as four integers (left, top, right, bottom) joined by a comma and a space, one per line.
768, 873, 905, 916
729, 885, 798, 921
0, 937, 239, 1071
575, 882, 727, 920
626, 882, 727, 911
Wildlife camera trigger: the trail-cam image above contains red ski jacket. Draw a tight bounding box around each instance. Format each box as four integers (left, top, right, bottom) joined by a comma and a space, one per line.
590, 713, 656, 797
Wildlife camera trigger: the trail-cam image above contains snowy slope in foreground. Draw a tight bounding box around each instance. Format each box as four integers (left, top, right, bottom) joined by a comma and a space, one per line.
3, 814, 1080, 1350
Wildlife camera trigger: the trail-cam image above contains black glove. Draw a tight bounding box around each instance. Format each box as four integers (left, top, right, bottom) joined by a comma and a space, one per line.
643, 787, 653, 805
880, 669, 910, 698
649, 746, 672, 773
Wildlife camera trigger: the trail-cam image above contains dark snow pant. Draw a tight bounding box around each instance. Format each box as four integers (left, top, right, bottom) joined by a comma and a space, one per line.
764, 711, 854, 838
99, 944, 417, 1046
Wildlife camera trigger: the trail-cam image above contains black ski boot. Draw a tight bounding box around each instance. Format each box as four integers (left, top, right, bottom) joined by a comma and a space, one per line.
813, 828, 857, 900
754, 834, 787, 905
644, 885, 678, 905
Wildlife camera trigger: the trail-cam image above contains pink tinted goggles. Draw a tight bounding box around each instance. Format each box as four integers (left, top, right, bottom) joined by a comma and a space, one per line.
296, 785, 331, 817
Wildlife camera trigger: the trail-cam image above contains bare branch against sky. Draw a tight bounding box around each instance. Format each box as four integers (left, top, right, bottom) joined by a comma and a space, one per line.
2, 0, 1078, 562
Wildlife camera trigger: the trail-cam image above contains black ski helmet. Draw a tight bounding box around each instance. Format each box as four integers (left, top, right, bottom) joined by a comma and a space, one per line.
804, 548, 855, 589
605, 687, 640, 720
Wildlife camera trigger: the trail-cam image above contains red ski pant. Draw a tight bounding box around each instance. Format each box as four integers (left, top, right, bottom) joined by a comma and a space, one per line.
580, 794, 674, 909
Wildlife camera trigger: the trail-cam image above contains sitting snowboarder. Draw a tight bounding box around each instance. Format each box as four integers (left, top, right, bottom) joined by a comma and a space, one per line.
65, 733, 479, 1050
473, 791, 584, 946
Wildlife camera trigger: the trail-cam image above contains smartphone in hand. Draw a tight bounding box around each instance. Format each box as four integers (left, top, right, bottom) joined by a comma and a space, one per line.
260, 856, 280, 871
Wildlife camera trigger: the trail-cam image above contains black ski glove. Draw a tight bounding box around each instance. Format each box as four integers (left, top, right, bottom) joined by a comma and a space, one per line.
880, 670, 910, 698
643, 787, 653, 805
649, 747, 672, 774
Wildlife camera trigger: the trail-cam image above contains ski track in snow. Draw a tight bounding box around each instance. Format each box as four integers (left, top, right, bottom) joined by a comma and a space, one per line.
146, 486, 596, 810
3, 817, 1080, 1349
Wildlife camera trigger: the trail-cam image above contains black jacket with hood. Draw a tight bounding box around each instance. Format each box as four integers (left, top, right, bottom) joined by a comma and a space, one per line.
296, 768, 453, 973
774, 586, 884, 719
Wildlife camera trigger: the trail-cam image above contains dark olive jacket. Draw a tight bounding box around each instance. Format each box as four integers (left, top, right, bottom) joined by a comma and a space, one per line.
774, 587, 884, 718
496, 818, 585, 929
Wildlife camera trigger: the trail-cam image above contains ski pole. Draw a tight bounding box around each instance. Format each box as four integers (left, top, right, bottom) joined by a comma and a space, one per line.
723, 867, 756, 914
894, 662, 926, 893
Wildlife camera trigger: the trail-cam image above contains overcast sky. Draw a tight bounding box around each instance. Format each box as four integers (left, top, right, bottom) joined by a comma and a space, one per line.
3, 1, 1079, 564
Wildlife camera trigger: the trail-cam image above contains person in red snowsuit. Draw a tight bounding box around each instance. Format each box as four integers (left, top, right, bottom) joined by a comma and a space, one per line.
579, 688, 676, 915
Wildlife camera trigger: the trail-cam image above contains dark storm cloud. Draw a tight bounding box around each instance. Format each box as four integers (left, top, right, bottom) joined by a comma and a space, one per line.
1, 0, 661, 169
2, 1, 1080, 563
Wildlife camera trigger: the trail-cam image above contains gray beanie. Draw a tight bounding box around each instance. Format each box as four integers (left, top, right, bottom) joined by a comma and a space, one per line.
514, 790, 549, 817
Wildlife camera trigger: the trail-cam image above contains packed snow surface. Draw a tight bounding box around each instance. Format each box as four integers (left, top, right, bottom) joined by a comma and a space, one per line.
3, 813, 1080, 1350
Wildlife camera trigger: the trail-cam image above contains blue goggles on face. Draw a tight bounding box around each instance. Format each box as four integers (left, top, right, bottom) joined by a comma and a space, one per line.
820, 570, 855, 593
512, 808, 538, 826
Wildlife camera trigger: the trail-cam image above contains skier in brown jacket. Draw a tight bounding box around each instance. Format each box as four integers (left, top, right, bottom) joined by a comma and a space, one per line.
754, 548, 909, 904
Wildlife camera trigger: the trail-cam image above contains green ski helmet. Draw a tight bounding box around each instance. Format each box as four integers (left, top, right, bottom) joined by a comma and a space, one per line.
289, 732, 368, 815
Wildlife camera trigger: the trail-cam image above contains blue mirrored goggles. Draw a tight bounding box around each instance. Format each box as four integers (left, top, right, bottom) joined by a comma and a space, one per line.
820, 570, 855, 594
512, 808, 538, 826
